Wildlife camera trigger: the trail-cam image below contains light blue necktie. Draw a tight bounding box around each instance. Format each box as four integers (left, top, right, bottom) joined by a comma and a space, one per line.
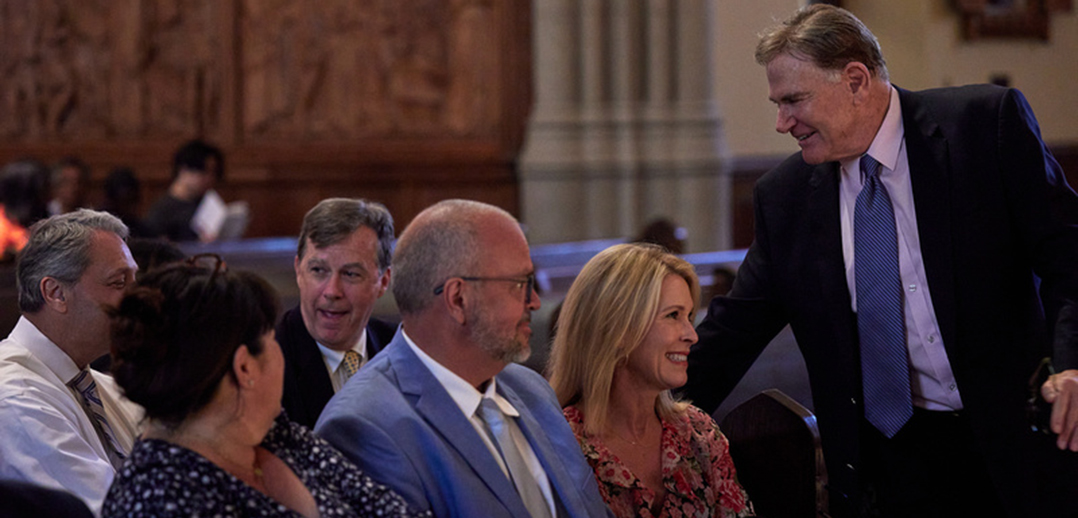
477, 398, 552, 518
855, 154, 913, 438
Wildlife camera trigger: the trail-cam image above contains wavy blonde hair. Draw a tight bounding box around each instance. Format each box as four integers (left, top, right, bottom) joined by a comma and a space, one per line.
547, 243, 699, 435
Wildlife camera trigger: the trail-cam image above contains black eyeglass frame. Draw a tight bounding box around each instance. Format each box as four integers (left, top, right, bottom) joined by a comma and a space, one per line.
433, 274, 537, 305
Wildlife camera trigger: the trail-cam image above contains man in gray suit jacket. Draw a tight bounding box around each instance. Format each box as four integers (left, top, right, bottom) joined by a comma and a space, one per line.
685, 5, 1078, 518
316, 199, 613, 518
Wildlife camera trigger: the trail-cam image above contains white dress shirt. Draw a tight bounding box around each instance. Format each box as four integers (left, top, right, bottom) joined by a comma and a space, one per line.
0, 317, 143, 515
317, 328, 368, 392
838, 86, 964, 411
401, 329, 557, 517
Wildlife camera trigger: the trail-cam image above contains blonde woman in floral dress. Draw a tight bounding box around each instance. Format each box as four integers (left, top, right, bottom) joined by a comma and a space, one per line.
548, 243, 754, 518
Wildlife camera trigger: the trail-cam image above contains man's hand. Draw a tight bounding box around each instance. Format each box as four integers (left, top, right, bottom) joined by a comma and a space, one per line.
1042, 368, 1078, 451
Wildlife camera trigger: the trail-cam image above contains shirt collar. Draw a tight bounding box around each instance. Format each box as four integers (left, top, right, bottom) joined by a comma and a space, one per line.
11, 316, 82, 383
400, 328, 519, 419
316, 328, 367, 372
841, 85, 904, 178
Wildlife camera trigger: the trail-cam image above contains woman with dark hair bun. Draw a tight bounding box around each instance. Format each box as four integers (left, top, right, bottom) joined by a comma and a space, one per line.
102, 255, 427, 518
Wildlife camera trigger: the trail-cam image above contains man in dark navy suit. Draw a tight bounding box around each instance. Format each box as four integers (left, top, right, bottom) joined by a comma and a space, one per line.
685, 5, 1078, 518
278, 198, 397, 429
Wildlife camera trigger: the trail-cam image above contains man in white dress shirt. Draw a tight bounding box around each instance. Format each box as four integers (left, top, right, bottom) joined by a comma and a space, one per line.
0, 209, 142, 515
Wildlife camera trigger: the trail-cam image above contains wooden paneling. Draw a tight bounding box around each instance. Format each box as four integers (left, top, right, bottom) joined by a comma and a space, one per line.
0, 0, 531, 236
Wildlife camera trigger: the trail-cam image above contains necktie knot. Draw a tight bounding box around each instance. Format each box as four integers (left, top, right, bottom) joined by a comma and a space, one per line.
861, 154, 882, 182
340, 349, 362, 379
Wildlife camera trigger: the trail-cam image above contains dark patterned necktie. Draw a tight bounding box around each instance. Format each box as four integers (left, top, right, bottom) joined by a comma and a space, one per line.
70, 369, 127, 468
855, 154, 913, 438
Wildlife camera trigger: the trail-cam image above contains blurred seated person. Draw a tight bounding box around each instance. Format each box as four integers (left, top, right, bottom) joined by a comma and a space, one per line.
548, 243, 754, 518
100, 167, 154, 238
145, 139, 224, 242
103, 256, 426, 518
0, 160, 51, 259
633, 218, 686, 254
49, 157, 92, 216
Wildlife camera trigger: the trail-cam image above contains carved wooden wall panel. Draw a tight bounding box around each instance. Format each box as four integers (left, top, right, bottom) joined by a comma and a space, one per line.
0, 0, 530, 236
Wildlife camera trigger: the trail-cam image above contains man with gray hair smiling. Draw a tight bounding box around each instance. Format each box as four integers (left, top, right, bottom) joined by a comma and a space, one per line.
0, 209, 142, 514
278, 197, 397, 428
316, 199, 613, 518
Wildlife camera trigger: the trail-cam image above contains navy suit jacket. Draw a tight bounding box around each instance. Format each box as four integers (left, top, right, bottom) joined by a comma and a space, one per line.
686, 85, 1078, 517
277, 306, 396, 429
314, 332, 614, 518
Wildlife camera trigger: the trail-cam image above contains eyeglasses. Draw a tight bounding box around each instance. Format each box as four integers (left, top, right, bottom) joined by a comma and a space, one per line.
1027, 356, 1055, 435
433, 273, 537, 305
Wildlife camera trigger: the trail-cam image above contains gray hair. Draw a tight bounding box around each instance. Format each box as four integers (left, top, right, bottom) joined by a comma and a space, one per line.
297, 198, 395, 272
17, 209, 129, 313
392, 200, 515, 315
755, 4, 889, 82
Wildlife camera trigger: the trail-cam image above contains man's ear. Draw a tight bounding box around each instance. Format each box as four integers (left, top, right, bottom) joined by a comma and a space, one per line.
440, 278, 469, 325
377, 267, 391, 298
844, 61, 872, 101
293, 254, 302, 279
41, 277, 68, 313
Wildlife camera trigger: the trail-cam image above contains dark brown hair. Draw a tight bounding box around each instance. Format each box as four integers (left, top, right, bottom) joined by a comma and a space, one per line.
109, 261, 278, 426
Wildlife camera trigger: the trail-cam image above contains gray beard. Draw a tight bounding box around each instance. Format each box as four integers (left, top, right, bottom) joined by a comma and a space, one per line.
469, 309, 531, 364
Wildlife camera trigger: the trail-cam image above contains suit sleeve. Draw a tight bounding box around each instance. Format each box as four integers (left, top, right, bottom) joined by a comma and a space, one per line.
315, 408, 432, 514
684, 183, 791, 414
998, 88, 1078, 371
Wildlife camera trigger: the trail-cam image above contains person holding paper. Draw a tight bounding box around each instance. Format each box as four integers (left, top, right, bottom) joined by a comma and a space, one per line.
145, 139, 226, 242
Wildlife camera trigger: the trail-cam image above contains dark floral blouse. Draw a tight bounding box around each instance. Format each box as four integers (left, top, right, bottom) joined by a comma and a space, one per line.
564, 405, 755, 518
102, 413, 429, 518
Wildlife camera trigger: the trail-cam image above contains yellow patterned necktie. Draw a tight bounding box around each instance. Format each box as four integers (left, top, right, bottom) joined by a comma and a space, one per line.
340, 349, 362, 380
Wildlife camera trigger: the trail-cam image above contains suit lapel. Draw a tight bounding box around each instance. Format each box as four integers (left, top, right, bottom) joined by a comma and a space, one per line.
808, 162, 854, 312
390, 342, 530, 517
900, 88, 958, 352
293, 314, 335, 424
497, 381, 580, 518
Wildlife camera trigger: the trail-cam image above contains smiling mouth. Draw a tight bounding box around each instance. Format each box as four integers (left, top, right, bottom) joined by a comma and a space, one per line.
666, 353, 688, 362
796, 131, 815, 142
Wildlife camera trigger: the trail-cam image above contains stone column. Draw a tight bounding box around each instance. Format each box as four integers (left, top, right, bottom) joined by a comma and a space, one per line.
521, 0, 731, 252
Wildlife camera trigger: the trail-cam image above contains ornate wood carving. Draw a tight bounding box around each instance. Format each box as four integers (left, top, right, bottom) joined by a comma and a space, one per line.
0, 0, 530, 235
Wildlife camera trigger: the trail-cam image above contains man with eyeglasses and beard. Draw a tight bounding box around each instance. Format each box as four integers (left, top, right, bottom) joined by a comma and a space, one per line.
316, 199, 614, 518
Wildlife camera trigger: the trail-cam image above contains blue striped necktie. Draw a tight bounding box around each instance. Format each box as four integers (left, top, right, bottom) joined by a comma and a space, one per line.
70, 369, 127, 468
854, 154, 913, 438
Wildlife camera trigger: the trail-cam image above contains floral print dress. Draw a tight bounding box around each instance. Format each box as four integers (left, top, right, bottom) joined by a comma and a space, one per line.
564, 405, 754, 518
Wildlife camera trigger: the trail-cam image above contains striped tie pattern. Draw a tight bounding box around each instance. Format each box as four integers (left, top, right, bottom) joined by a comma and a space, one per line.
477, 398, 552, 518
70, 369, 127, 468
340, 350, 362, 380
855, 154, 913, 438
